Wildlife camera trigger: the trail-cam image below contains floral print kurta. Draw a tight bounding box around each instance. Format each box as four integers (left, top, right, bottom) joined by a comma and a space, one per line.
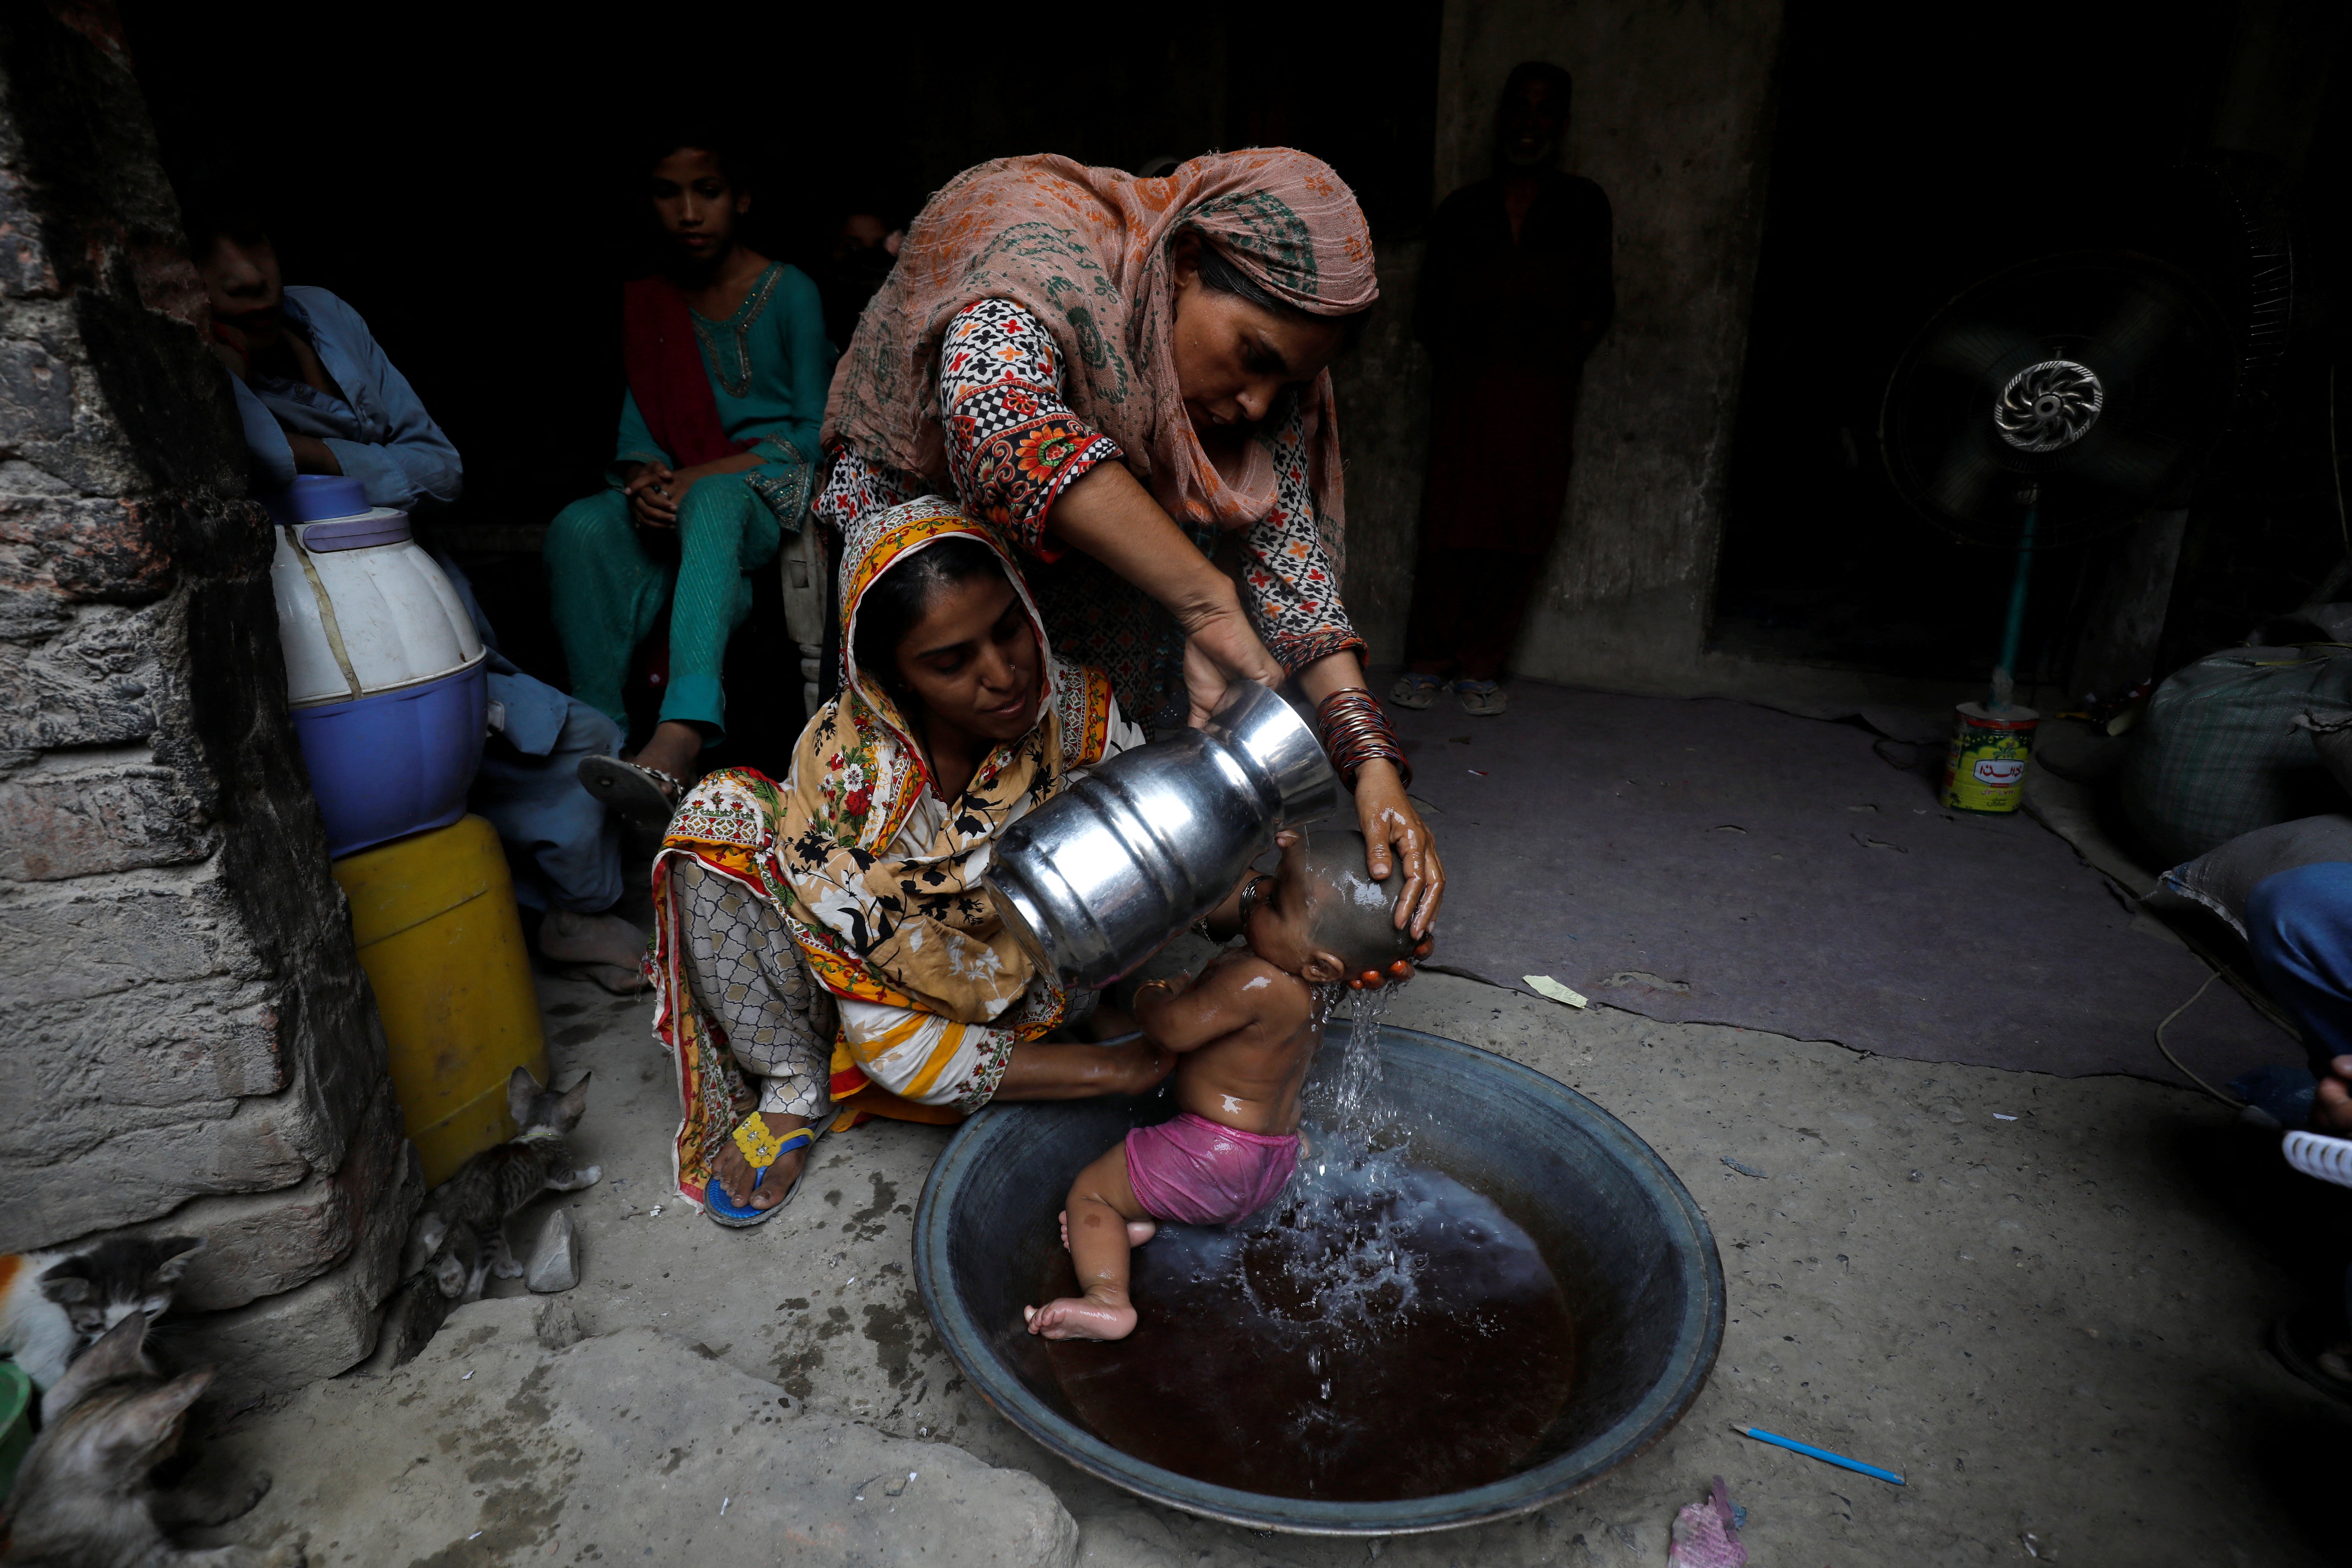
817, 298, 1363, 732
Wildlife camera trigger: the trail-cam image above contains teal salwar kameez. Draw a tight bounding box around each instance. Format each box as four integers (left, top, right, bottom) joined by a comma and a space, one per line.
545, 261, 831, 738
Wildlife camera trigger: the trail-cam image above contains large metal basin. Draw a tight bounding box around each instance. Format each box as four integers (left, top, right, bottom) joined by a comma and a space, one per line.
912, 1026, 1724, 1535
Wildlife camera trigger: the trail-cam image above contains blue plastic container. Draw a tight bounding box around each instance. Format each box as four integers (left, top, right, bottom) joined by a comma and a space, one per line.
262, 473, 370, 526
292, 662, 488, 858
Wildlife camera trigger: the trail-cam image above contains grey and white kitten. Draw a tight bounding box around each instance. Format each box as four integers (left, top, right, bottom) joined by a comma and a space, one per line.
5, 1310, 300, 1567
410, 1067, 600, 1303
0, 1234, 205, 1391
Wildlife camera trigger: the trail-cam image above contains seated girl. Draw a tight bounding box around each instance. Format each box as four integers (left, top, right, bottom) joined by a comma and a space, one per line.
649, 498, 1173, 1226
546, 128, 832, 825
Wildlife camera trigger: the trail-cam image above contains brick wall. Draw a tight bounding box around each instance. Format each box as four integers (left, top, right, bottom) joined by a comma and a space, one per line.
0, 2, 417, 1398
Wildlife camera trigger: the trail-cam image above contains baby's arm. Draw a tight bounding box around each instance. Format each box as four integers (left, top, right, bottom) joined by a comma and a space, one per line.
1133, 956, 1286, 1053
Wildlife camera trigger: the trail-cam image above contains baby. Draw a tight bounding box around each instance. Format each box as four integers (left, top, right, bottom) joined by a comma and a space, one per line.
1025, 829, 1429, 1341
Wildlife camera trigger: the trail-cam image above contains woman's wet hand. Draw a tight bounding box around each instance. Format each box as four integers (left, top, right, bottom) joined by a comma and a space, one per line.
1178, 603, 1286, 728
1352, 758, 1444, 939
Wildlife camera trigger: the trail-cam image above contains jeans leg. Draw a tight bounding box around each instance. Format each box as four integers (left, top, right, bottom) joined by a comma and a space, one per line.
473, 698, 624, 913
2245, 861, 2352, 1075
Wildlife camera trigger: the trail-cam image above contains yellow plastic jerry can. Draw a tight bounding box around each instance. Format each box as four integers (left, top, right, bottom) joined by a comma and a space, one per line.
332, 813, 548, 1187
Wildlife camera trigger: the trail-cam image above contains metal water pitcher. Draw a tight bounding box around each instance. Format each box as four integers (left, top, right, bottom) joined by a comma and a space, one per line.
987, 681, 1337, 991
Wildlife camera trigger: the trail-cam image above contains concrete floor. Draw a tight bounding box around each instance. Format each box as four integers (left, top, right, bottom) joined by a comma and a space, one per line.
197, 960, 2352, 1567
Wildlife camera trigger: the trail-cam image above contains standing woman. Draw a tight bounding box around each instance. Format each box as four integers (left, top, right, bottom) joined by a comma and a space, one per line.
546, 129, 833, 824
1396, 63, 1611, 717
817, 150, 1444, 936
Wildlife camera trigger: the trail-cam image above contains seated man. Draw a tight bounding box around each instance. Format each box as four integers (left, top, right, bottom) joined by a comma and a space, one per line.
185, 174, 644, 988
187, 184, 460, 513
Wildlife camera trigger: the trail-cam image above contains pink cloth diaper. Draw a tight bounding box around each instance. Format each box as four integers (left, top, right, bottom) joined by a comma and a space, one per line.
1123, 1112, 1300, 1225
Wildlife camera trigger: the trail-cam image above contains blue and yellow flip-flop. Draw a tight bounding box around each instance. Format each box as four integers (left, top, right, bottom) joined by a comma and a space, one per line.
704, 1112, 827, 1228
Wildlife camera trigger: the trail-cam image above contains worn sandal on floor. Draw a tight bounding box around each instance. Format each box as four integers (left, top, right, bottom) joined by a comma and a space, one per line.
1454, 679, 1508, 717
577, 755, 686, 830
1390, 671, 1443, 710
703, 1112, 828, 1228
2271, 1307, 2352, 1409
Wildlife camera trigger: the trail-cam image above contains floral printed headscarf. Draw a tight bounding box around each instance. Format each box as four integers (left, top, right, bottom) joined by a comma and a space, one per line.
772, 495, 1117, 1023
821, 149, 1378, 567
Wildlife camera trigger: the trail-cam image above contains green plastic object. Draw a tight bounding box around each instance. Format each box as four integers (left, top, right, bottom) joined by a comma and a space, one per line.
0, 1358, 32, 1506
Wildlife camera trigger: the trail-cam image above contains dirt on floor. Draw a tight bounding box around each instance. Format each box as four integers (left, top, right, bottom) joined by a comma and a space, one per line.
190, 965, 2352, 1567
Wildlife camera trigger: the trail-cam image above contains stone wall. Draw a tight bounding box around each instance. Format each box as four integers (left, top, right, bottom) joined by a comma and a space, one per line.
0, 2, 415, 1398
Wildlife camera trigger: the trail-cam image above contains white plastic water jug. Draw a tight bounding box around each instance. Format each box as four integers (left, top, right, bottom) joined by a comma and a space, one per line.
265, 475, 486, 856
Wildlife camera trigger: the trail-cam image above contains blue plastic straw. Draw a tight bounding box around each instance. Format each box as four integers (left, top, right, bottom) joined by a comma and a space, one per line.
1736, 1425, 1906, 1485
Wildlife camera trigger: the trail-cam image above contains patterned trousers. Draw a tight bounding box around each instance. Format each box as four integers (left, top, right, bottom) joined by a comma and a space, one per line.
671, 859, 834, 1120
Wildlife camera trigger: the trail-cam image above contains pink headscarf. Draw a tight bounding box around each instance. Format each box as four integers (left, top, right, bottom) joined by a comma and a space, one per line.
821, 149, 1378, 565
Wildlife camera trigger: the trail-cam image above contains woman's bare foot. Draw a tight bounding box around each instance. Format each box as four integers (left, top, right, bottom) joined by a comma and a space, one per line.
1059, 1209, 1155, 1250
628, 720, 705, 791
1025, 1292, 1138, 1341
711, 1113, 810, 1212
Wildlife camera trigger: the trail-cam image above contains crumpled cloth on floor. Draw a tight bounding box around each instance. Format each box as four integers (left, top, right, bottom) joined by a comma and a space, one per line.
1667, 1476, 1746, 1568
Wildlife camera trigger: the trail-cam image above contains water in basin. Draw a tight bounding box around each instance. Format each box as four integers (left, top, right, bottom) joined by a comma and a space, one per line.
1037, 993, 1582, 1501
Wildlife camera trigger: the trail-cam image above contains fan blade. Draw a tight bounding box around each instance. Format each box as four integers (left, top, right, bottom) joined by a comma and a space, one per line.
1925, 432, 2002, 523
2058, 431, 2177, 497
2088, 281, 2188, 383
1919, 319, 2039, 381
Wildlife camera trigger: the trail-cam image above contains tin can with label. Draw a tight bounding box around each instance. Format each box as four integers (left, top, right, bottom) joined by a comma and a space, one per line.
1940, 701, 2037, 813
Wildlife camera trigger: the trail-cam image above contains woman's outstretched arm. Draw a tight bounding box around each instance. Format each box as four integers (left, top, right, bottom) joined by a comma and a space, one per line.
1049, 460, 1287, 724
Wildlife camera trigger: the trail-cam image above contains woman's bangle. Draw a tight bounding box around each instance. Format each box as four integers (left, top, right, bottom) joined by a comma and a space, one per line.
1315, 688, 1412, 792
1192, 874, 1271, 943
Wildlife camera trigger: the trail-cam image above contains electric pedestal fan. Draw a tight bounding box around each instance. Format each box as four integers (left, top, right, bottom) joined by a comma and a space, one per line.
1879, 251, 2237, 713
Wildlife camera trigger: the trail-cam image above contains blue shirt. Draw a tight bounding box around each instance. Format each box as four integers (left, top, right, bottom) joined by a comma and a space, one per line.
232, 286, 463, 512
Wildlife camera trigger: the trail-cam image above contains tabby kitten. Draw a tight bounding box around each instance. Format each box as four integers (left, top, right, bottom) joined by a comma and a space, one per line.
5, 1310, 299, 1567
410, 1066, 600, 1303
0, 1234, 204, 1391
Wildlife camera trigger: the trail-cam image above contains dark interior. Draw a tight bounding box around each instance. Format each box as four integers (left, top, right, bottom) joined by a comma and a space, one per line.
117, 0, 1441, 774
1714, 0, 2352, 688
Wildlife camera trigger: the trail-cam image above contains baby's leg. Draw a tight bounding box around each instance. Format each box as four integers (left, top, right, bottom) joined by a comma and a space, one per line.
1027, 1144, 1149, 1341
1059, 1210, 1156, 1250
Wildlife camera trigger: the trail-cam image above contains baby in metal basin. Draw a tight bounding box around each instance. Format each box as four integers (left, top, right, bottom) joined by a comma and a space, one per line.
1026, 828, 1431, 1341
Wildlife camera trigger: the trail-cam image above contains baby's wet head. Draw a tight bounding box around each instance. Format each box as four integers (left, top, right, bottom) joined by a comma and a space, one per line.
1297, 830, 1420, 975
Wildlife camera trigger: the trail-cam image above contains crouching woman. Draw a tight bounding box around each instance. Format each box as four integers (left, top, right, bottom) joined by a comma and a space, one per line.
648, 498, 1171, 1223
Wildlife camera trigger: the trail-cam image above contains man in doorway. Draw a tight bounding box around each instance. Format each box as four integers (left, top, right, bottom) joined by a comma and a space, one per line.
1395, 61, 1613, 718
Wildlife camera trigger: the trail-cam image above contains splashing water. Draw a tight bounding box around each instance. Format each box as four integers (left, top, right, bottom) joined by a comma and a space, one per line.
1223, 983, 1418, 1339
1040, 1147, 1576, 1500
1036, 960, 1577, 1500
1236, 1122, 1425, 1333
1322, 985, 1394, 1135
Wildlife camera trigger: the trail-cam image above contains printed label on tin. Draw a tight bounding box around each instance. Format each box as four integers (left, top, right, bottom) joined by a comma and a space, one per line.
1973, 758, 2026, 786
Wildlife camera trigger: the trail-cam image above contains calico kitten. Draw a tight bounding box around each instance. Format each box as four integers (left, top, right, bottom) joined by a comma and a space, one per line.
410, 1066, 599, 1304
0, 1234, 205, 1391
4, 1310, 300, 1567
